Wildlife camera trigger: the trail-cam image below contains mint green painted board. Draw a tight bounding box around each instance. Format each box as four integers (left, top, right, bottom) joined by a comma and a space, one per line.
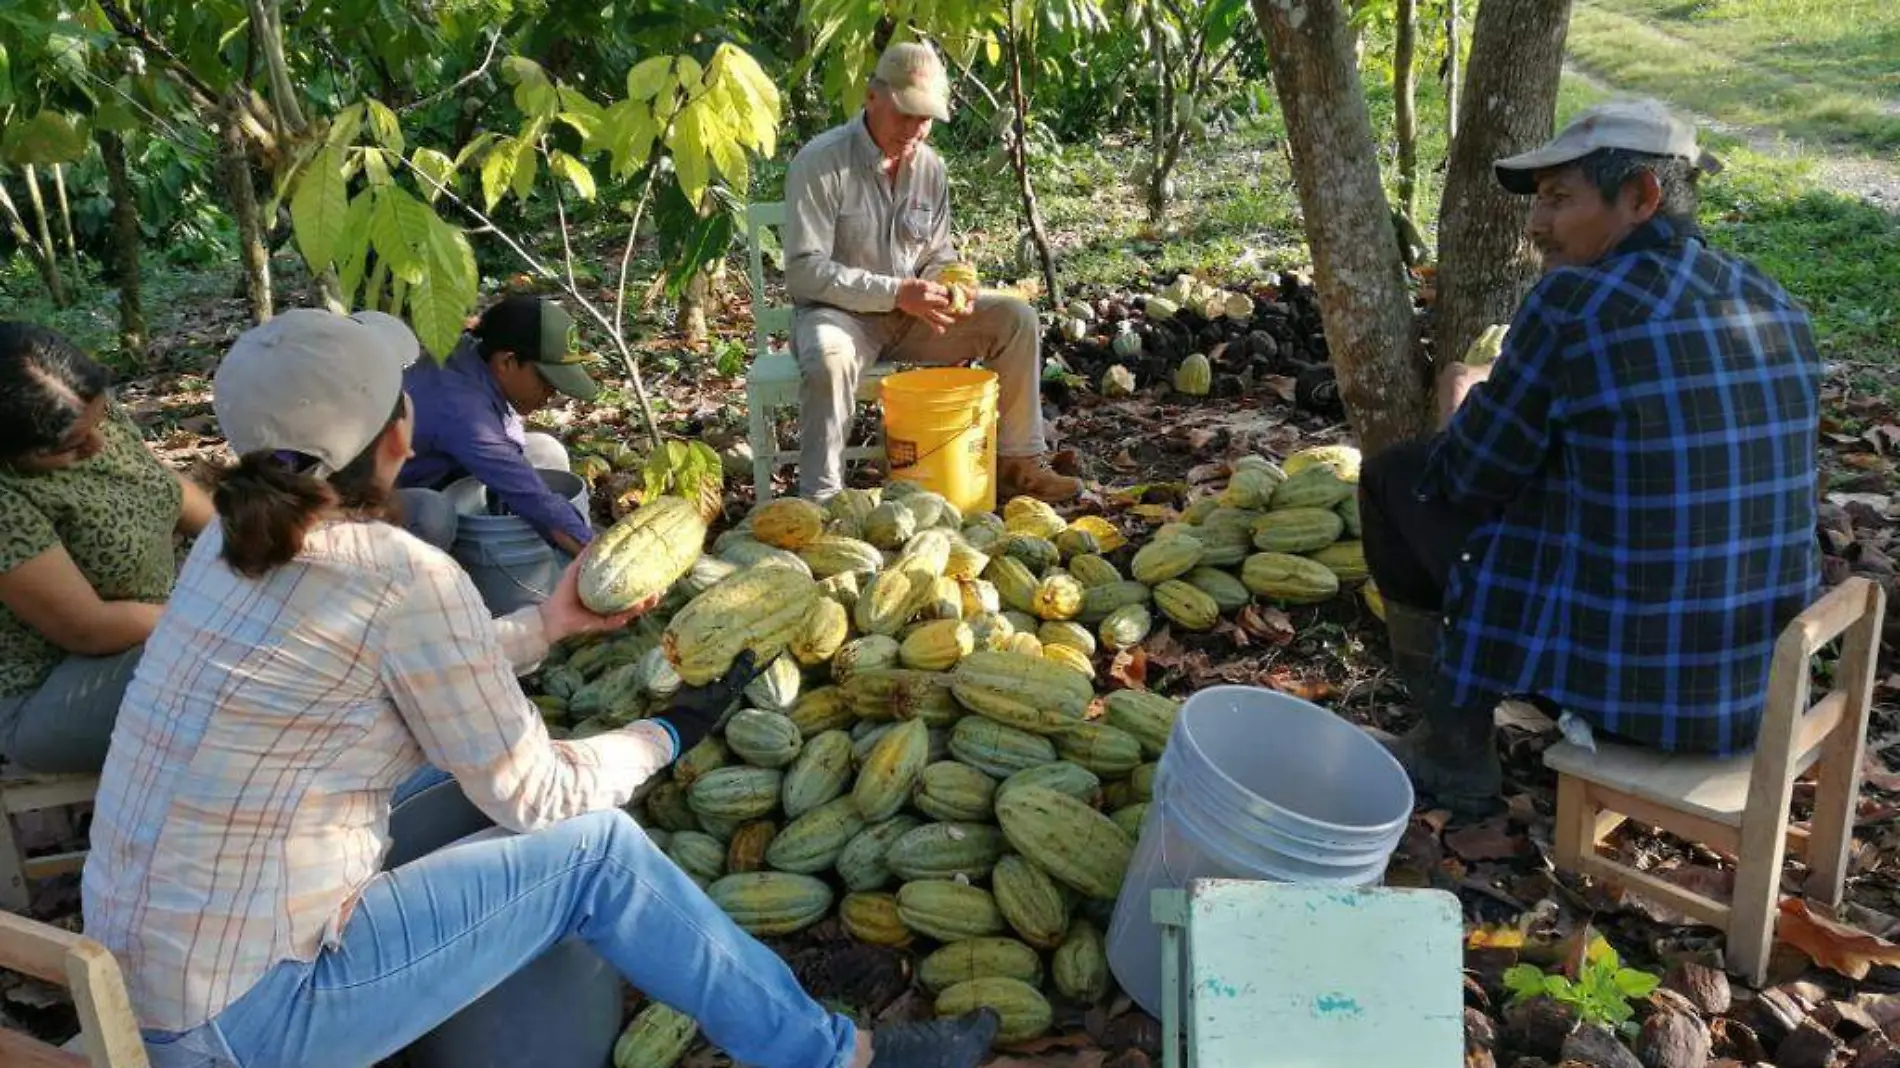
1182, 880, 1463, 1068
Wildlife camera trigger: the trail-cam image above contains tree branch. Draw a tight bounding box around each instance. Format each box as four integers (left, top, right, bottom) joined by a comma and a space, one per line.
95, 0, 220, 107
401, 30, 504, 114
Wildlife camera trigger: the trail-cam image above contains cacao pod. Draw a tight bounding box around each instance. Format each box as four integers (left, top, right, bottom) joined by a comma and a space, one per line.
1040, 642, 1095, 679
1031, 573, 1086, 621
724, 709, 804, 769
665, 830, 727, 884
991, 854, 1070, 950
900, 619, 974, 671
1054, 721, 1143, 777
839, 891, 912, 947
1077, 581, 1152, 624
1251, 508, 1346, 554
995, 786, 1134, 899
765, 796, 867, 873
1037, 620, 1097, 656
725, 819, 777, 874
833, 634, 900, 681
742, 654, 803, 712
798, 534, 884, 579
1308, 539, 1368, 584
1174, 352, 1212, 396
853, 719, 930, 821
1241, 552, 1341, 604
949, 717, 1058, 779
951, 650, 1094, 735
1283, 444, 1362, 483
1184, 566, 1252, 612
896, 880, 1005, 942
863, 502, 918, 549
983, 556, 1040, 616
1131, 535, 1204, 584
578, 497, 707, 614
1068, 553, 1123, 588
842, 668, 960, 726
914, 761, 998, 822
1269, 465, 1354, 510
781, 729, 855, 818
706, 871, 833, 935
1003, 497, 1067, 540
885, 821, 1006, 881
612, 1002, 697, 1068
1053, 920, 1111, 1003
751, 498, 825, 550
1102, 690, 1180, 758
665, 567, 819, 685
1153, 579, 1221, 630
788, 686, 855, 737
935, 977, 1052, 1043
917, 937, 1044, 993
835, 815, 923, 891
790, 598, 850, 667
1097, 604, 1153, 650
687, 766, 784, 821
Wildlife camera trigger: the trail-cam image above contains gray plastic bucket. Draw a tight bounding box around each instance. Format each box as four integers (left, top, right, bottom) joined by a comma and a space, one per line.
446, 468, 589, 615
388, 780, 623, 1068
1105, 685, 1415, 1017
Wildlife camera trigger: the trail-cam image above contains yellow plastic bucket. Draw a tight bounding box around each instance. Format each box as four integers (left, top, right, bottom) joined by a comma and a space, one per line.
880, 367, 999, 514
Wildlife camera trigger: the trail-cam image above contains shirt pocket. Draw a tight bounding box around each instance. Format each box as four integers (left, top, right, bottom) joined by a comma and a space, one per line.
834, 210, 877, 267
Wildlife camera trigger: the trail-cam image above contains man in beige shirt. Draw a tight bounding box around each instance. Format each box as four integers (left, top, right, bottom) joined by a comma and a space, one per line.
784, 42, 1081, 503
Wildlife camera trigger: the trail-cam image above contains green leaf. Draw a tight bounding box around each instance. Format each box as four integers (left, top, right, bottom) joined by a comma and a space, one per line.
371, 186, 432, 285
410, 147, 457, 204
366, 97, 405, 156
1501, 965, 1545, 1004
291, 144, 350, 272
599, 99, 658, 178
480, 136, 518, 211
626, 55, 673, 102
335, 192, 377, 308
503, 56, 558, 118
689, 441, 722, 481
1, 111, 89, 166
1612, 969, 1660, 998
670, 103, 710, 208
510, 137, 538, 203
550, 150, 596, 201
453, 131, 500, 169
326, 103, 366, 148
410, 215, 478, 359
0, 43, 11, 109
361, 146, 393, 187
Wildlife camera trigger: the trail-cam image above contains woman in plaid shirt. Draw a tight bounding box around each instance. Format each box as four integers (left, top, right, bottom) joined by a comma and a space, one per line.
82, 310, 996, 1068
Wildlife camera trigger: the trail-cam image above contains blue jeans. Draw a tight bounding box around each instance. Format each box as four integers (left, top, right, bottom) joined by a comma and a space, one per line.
141, 809, 857, 1068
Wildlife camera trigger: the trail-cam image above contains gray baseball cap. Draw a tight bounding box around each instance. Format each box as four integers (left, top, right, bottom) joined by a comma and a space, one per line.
874, 42, 951, 122
1494, 98, 1723, 195
214, 309, 419, 476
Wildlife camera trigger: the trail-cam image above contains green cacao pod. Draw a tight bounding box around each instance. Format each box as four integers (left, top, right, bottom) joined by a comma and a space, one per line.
1241, 552, 1341, 604
706, 871, 833, 935
724, 709, 804, 769
718, 537, 813, 577
1052, 527, 1101, 560
1191, 522, 1255, 568
896, 880, 1006, 942
643, 781, 698, 833
914, 761, 998, 822
672, 734, 731, 790
1131, 535, 1204, 585
1269, 464, 1354, 511
1131, 761, 1157, 801
1000, 534, 1061, 572
687, 766, 783, 821
1111, 802, 1150, 840
840, 891, 913, 947
1153, 579, 1221, 630
1054, 721, 1144, 777
1219, 466, 1281, 510
1037, 620, 1097, 657
854, 568, 921, 637
1068, 553, 1123, 588
798, 534, 884, 579
1031, 573, 1086, 621
835, 815, 922, 892
1308, 540, 1368, 584
664, 830, 727, 884
665, 567, 819, 685
841, 668, 960, 726
725, 819, 777, 873
936, 978, 1052, 1044
1181, 495, 1222, 524
765, 796, 866, 873
1053, 920, 1111, 1003
1185, 566, 1253, 612
983, 555, 1040, 615
1102, 689, 1181, 757
949, 716, 1058, 779
960, 512, 1006, 550
951, 650, 1094, 735
781, 729, 855, 818
1098, 604, 1153, 651
1077, 581, 1152, 624
1251, 507, 1346, 553
852, 718, 930, 820
885, 821, 1006, 881
1174, 352, 1212, 396
578, 497, 707, 613
999, 761, 1102, 806
751, 498, 825, 550
832, 634, 900, 682
917, 938, 1044, 993
612, 1002, 697, 1068
995, 786, 1134, 899
900, 620, 975, 671
863, 501, 918, 549
1335, 493, 1362, 538
991, 854, 1071, 950
788, 686, 855, 737
826, 487, 881, 524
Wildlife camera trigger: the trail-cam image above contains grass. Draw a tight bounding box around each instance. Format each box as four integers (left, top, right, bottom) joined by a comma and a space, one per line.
1567, 0, 1900, 152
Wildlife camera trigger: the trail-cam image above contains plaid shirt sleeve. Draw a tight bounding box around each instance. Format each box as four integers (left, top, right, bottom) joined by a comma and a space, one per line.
1419, 287, 1568, 508
377, 553, 676, 832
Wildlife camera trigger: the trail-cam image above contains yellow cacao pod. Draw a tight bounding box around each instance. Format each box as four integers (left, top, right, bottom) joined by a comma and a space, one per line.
1003, 497, 1067, 540
578, 496, 707, 613
1041, 642, 1095, 679
1307, 539, 1368, 584
899, 619, 976, 671
950, 650, 1094, 735
751, 498, 825, 550
664, 567, 820, 685
1282, 444, 1363, 484
790, 597, 850, 667
1031, 573, 1086, 621
840, 891, 913, 947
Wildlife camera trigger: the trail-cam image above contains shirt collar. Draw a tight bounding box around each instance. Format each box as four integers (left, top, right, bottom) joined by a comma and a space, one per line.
447, 334, 512, 413
850, 111, 887, 172
1610, 214, 1702, 259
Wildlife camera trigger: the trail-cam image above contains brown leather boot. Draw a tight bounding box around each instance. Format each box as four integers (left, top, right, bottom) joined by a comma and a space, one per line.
996, 455, 1083, 502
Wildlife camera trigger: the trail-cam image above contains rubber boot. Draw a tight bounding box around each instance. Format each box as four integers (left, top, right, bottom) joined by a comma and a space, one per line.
1375, 601, 1502, 819
871, 1009, 1000, 1068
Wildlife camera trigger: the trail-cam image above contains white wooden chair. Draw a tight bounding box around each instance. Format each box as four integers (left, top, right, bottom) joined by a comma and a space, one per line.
0, 911, 148, 1066
742, 201, 894, 501
1544, 576, 1885, 987
0, 772, 99, 913
1151, 880, 1464, 1068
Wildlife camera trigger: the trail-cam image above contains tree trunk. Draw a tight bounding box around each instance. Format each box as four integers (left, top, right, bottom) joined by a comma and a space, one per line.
1004, 11, 1061, 307
1434, 0, 1573, 366
1444, 0, 1463, 141
51, 163, 80, 275
1394, 0, 1419, 219
0, 179, 68, 306
220, 97, 274, 322
676, 267, 709, 345
98, 131, 147, 360
1251, 0, 1428, 454
20, 166, 69, 306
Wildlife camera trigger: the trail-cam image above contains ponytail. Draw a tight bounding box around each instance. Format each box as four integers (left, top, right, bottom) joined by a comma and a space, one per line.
213, 400, 404, 577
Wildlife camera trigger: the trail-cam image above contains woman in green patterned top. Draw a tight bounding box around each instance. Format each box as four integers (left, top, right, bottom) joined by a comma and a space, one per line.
0, 323, 213, 773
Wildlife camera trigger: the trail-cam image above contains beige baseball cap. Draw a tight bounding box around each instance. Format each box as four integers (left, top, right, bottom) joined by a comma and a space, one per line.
1494, 98, 1723, 195
214, 309, 418, 477
874, 42, 951, 122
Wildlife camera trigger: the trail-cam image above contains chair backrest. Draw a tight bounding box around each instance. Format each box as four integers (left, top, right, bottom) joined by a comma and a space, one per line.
746, 201, 790, 358
0, 912, 148, 1067
1752, 576, 1885, 784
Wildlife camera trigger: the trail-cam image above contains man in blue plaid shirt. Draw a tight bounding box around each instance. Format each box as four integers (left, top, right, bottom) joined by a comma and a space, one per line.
1361, 99, 1821, 817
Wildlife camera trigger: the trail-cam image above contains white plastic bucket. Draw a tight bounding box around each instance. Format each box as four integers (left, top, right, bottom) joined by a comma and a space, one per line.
446, 469, 589, 616
1106, 685, 1415, 1017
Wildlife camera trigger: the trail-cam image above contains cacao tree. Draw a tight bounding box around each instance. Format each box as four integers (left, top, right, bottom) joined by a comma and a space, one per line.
1127, 0, 1255, 225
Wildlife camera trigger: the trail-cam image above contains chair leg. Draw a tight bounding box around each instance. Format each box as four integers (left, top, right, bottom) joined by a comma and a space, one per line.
0, 806, 31, 913
747, 387, 776, 503
1729, 797, 1795, 988
1552, 775, 1594, 872
1805, 713, 1869, 909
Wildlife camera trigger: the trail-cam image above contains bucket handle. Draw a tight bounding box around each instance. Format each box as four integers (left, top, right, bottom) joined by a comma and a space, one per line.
889, 410, 988, 473
458, 538, 561, 601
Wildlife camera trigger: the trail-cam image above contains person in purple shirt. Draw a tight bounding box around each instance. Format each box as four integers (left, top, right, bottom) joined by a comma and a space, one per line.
398, 296, 599, 558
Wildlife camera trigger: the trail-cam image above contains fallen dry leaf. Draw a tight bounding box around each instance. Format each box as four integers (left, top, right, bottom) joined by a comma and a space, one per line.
1466, 923, 1530, 951
1863, 754, 1900, 792
1263, 666, 1334, 702
1445, 817, 1527, 862
1237, 604, 1296, 645
1108, 647, 1149, 691
1261, 374, 1298, 403
1778, 899, 1900, 979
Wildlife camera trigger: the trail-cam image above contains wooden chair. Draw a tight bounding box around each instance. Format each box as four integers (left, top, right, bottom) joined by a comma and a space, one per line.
1151, 880, 1465, 1068
1544, 577, 1885, 987
0, 911, 147, 1067
0, 773, 100, 913
742, 200, 894, 501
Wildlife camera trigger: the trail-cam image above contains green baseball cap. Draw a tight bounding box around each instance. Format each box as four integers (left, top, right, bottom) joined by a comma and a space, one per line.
473, 295, 600, 401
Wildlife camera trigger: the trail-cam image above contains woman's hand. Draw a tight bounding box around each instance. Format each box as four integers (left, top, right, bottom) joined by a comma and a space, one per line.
538, 549, 658, 643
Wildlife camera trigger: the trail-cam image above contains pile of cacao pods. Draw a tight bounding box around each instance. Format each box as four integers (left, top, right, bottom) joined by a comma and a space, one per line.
531, 446, 1372, 1067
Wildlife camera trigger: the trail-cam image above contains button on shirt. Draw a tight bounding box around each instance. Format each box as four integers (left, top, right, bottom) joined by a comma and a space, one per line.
784, 113, 959, 313
82, 520, 675, 1032
399, 337, 593, 548
1418, 216, 1821, 756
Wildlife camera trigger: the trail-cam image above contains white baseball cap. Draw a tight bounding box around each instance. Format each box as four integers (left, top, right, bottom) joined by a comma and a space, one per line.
874, 42, 951, 122
1494, 98, 1722, 195
214, 309, 419, 477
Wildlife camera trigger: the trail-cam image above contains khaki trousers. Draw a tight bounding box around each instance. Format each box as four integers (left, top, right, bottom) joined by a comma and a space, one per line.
793, 294, 1045, 499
